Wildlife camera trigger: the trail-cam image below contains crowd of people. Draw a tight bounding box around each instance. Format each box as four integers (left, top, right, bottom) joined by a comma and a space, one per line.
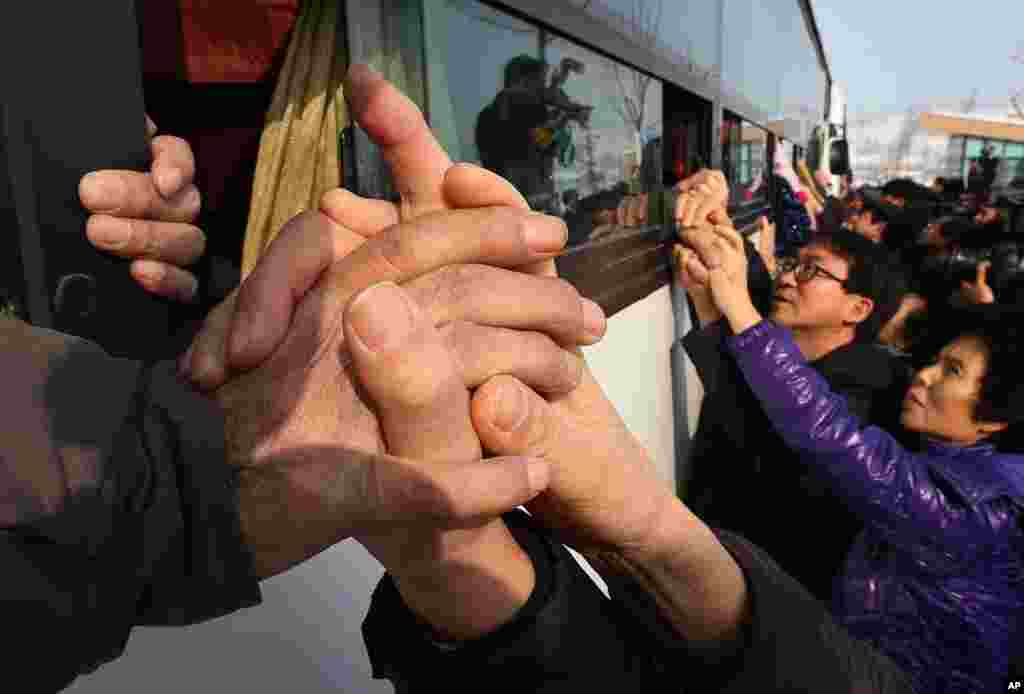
675, 161, 1024, 692
4, 62, 1024, 694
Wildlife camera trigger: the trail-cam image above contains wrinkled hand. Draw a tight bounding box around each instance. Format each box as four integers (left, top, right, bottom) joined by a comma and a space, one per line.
674, 169, 731, 229
193, 66, 603, 580
183, 63, 565, 388
80, 115, 205, 302
225, 206, 590, 579
959, 261, 996, 305
679, 223, 751, 316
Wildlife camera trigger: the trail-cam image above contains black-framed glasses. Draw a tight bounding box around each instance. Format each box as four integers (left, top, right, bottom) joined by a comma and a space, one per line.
776, 257, 849, 287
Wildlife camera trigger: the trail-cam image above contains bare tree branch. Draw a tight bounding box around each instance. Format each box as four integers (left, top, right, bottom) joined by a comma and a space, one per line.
1012, 43, 1024, 119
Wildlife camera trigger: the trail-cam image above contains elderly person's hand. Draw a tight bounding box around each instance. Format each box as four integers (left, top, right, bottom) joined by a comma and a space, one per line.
80, 115, 205, 303
186, 65, 604, 587
182, 64, 584, 387
674, 169, 730, 228
679, 223, 760, 334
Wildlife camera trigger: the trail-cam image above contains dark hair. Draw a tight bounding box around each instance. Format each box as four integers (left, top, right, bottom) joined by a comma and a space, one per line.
882, 178, 940, 205
913, 306, 1024, 449
504, 55, 546, 88
807, 229, 909, 342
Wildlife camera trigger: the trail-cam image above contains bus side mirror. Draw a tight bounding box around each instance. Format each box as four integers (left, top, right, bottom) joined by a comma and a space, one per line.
830, 139, 851, 176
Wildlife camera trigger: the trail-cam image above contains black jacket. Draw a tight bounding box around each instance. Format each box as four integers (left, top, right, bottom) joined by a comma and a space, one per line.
683, 320, 912, 602
363, 510, 914, 693
0, 317, 261, 693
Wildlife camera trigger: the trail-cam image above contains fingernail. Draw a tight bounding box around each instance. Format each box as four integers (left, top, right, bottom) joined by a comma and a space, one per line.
80, 172, 124, 213
524, 215, 568, 253
493, 379, 527, 432
526, 459, 550, 494
348, 282, 416, 352
132, 260, 164, 285
87, 217, 131, 249
581, 298, 606, 339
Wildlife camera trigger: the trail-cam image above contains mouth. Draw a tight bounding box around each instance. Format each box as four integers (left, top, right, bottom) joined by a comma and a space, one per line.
773, 294, 795, 305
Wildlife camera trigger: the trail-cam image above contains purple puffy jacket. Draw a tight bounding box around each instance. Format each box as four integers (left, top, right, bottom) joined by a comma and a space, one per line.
727, 321, 1024, 694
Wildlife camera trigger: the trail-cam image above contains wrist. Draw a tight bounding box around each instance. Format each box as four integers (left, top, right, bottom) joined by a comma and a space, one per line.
615, 496, 751, 647
384, 521, 536, 641
719, 292, 761, 335
687, 290, 721, 325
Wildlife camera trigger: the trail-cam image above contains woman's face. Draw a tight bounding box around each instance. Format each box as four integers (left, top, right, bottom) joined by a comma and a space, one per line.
901, 334, 1002, 445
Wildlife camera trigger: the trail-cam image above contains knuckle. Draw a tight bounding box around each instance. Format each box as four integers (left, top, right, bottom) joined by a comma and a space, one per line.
489, 207, 530, 253
374, 226, 415, 276
436, 264, 484, 311
130, 219, 159, 257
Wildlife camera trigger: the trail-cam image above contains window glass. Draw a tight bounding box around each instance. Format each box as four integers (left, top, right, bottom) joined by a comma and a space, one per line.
567, 0, 720, 80
965, 139, 985, 158
721, 0, 826, 134
424, 0, 663, 247
722, 112, 769, 206
1004, 143, 1024, 159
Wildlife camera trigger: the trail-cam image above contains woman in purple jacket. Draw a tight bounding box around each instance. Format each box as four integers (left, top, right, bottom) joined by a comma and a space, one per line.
679, 221, 1024, 694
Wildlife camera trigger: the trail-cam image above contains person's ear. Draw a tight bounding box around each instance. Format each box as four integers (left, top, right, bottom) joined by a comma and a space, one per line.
843, 295, 874, 327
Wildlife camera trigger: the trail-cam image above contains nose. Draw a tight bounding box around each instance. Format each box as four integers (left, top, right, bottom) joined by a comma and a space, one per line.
775, 265, 797, 287
914, 363, 939, 388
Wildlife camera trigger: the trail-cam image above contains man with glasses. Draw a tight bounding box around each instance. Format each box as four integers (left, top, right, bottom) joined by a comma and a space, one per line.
678, 219, 910, 603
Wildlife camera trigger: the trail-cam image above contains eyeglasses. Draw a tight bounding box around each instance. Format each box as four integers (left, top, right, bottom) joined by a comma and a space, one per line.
776, 257, 849, 287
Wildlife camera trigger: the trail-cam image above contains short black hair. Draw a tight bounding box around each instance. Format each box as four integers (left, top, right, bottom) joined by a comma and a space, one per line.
504, 55, 546, 88
882, 178, 940, 205
807, 228, 910, 342
912, 305, 1024, 450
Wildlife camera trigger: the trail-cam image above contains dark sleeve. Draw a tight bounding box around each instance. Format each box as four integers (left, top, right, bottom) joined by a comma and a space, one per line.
681, 319, 728, 393
710, 530, 914, 694
363, 511, 672, 691
363, 512, 912, 693
1, 317, 260, 690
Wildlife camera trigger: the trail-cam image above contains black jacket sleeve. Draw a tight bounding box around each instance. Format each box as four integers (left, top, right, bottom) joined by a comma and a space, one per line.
362, 510, 913, 693
1, 317, 260, 692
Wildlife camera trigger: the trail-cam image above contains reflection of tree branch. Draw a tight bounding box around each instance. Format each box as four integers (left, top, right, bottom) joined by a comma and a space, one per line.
1012, 44, 1024, 119
604, 0, 659, 136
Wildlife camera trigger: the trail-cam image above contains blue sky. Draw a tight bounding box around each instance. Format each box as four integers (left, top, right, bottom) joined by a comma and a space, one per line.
813, 0, 1022, 114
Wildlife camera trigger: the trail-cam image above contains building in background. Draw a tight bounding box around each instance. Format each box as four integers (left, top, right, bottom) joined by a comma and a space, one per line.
847, 100, 1024, 187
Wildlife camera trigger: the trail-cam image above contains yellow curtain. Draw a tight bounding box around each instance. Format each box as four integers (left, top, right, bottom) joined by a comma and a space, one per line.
241, 0, 350, 278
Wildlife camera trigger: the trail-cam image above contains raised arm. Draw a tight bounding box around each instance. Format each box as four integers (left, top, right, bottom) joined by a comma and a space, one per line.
679, 222, 1019, 551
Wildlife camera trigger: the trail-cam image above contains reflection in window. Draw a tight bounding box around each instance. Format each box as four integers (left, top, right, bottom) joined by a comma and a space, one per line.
567, 0, 720, 82
423, 0, 662, 247
722, 112, 768, 206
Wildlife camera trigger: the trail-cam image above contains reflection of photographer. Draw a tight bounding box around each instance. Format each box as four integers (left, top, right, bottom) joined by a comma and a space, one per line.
475, 56, 592, 212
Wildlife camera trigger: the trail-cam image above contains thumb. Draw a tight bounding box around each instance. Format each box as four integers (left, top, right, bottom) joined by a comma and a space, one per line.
373, 453, 550, 528
471, 375, 559, 461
